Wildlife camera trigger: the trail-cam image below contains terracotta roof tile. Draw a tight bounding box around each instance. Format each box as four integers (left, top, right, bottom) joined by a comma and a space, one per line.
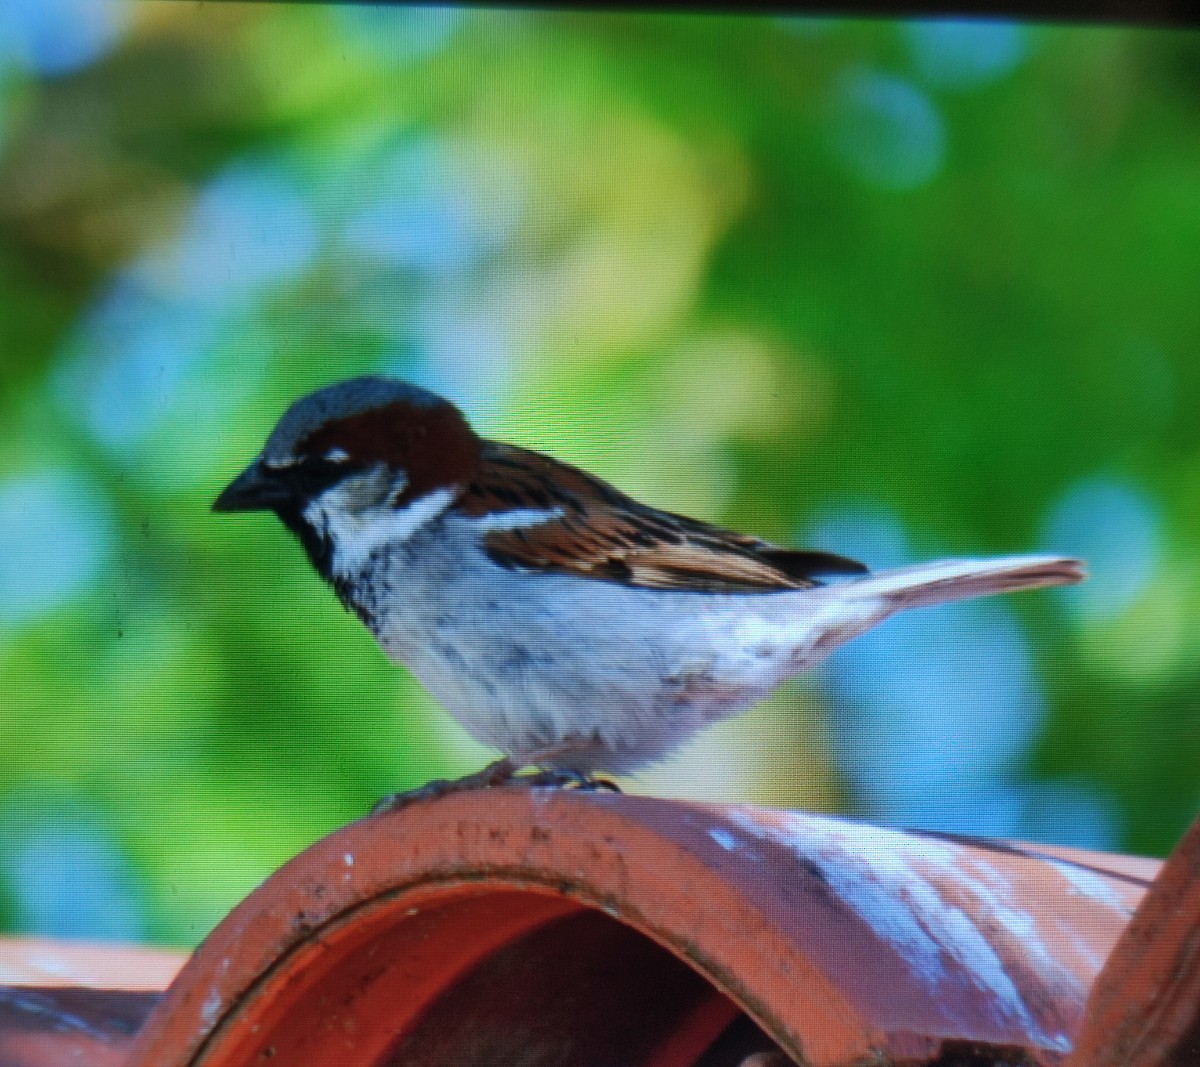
0, 793, 1173, 1066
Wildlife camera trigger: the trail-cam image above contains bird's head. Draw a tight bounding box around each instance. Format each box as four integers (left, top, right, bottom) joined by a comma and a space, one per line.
214, 377, 481, 578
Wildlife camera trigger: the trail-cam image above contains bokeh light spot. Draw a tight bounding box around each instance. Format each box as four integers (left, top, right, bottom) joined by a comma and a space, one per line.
0, 0, 128, 77
400, 312, 514, 427
343, 140, 523, 278
333, 4, 464, 64
2, 811, 145, 940
829, 69, 945, 191
0, 470, 114, 628
1042, 476, 1161, 623
905, 19, 1027, 90
57, 272, 216, 455
174, 160, 319, 301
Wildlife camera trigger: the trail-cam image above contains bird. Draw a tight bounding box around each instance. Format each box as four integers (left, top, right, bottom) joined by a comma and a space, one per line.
214, 376, 1084, 807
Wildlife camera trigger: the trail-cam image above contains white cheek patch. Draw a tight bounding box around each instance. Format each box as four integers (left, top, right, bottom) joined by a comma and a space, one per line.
470, 506, 565, 533
307, 486, 456, 577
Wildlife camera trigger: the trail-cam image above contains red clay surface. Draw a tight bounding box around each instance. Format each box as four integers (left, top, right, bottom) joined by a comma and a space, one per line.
128, 791, 1152, 1066
0, 792, 1178, 1067
0, 938, 185, 1067
1065, 812, 1200, 1067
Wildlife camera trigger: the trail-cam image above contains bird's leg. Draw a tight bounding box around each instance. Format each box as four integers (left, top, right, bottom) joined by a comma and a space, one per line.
370, 742, 624, 816
370, 756, 517, 815
513, 741, 623, 794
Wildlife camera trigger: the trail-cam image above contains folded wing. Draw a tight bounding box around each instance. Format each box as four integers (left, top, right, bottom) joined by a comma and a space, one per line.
458, 443, 867, 594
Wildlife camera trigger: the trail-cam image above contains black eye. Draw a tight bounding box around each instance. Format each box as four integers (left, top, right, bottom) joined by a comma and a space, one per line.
282, 451, 360, 495
293, 449, 353, 473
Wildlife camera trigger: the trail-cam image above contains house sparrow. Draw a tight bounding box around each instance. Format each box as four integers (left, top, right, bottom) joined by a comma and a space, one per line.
214, 376, 1084, 804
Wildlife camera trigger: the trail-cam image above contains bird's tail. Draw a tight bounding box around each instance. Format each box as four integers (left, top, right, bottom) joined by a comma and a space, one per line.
797, 554, 1085, 665
837, 554, 1086, 612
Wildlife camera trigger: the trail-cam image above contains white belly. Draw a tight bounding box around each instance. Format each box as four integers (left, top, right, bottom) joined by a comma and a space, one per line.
353, 522, 834, 773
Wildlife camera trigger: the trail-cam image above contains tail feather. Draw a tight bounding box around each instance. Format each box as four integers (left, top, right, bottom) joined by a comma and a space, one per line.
841, 554, 1086, 612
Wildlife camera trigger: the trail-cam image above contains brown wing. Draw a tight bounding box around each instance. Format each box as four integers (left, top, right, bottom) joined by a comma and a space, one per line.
458, 442, 868, 594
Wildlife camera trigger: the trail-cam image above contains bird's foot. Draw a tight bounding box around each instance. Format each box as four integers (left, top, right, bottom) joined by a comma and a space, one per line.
369, 759, 622, 815
370, 757, 517, 815
522, 768, 622, 794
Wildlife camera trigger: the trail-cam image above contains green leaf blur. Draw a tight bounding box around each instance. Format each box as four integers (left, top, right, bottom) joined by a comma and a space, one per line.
0, 5, 1198, 945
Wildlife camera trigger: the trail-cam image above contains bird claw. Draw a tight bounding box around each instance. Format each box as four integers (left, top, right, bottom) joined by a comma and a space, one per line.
370, 757, 517, 815
369, 759, 621, 815
369, 779, 459, 815
522, 768, 622, 794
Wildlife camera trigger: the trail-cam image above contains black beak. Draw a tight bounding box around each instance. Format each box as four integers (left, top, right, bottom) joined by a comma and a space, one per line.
213, 460, 293, 513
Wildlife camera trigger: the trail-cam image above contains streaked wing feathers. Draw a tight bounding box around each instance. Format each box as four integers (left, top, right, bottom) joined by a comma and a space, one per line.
459, 443, 867, 593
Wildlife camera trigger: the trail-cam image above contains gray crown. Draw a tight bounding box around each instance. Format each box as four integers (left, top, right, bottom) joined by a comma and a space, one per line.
262, 377, 447, 464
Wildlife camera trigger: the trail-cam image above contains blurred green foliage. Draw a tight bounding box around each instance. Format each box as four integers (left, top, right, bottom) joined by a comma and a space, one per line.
0, 4, 1198, 945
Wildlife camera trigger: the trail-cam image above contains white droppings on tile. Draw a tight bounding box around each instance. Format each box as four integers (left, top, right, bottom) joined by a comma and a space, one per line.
728, 810, 953, 987
709, 827, 740, 851
936, 903, 1056, 1046
725, 808, 1074, 1050
1049, 860, 1128, 911
200, 987, 223, 1026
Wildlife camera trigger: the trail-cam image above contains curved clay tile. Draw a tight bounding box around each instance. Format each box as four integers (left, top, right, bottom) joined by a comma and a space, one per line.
1065, 814, 1200, 1067
108, 791, 1150, 1067
0, 938, 185, 1067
